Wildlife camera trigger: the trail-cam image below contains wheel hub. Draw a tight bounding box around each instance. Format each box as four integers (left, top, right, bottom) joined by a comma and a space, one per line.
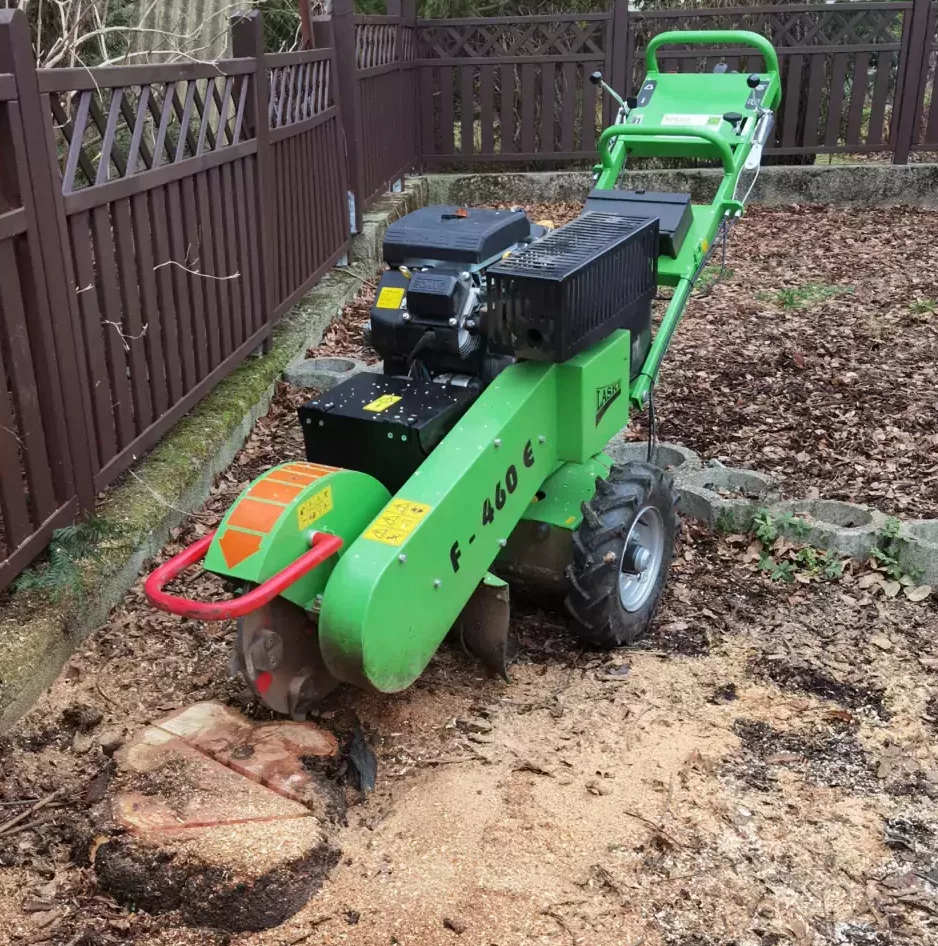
618, 505, 665, 612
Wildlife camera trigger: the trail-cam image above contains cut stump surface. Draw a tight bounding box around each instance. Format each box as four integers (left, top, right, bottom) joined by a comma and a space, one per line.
92, 702, 341, 931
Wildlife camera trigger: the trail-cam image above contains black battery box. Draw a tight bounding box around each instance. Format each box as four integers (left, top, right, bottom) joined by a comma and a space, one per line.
298, 374, 479, 493
582, 189, 692, 259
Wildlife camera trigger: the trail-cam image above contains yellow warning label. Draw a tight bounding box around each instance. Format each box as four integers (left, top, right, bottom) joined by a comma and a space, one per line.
363, 499, 432, 546
363, 394, 402, 413
297, 486, 333, 530
375, 286, 405, 309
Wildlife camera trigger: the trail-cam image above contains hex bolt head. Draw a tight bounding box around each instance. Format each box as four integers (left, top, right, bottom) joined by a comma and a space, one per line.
402, 313, 411, 321
538, 435, 546, 444
497, 538, 507, 548
433, 579, 442, 588
398, 554, 407, 563
494, 438, 502, 448
448, 317, 457, 327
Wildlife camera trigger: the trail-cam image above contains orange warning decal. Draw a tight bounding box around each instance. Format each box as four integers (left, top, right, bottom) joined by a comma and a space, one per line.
248, 479, 302, 504
284, 462, 339, 477
227, 498, 284, 534
267, 470, 324, 488
219, 529, 262, 568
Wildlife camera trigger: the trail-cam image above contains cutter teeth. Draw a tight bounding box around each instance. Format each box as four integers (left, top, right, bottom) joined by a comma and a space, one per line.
236, 598, 339, 716
227, 646, 243, 680
245, 630, 284, 673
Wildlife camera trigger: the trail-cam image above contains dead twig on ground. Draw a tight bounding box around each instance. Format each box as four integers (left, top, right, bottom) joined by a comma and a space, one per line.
621, 808, 686, 850
0, 791, 61, 837
0, 812, 61, 839
284, 915, 333, 945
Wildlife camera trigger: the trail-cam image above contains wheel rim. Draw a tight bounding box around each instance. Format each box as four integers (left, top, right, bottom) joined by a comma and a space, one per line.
618, 505, 665, 612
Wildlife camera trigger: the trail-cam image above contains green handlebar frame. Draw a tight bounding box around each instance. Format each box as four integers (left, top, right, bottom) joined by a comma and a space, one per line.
597, 124, 735, 175
645, 29, 780, 76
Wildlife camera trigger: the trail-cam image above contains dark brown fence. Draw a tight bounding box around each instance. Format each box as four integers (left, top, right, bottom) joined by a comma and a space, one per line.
0, 9, 349, 592
0, 12, 92, 583
303, 0, 420, 232
417, 0, 938, 166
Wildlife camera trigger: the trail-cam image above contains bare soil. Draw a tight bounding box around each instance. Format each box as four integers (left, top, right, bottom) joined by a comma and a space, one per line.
3, 206, 938, 946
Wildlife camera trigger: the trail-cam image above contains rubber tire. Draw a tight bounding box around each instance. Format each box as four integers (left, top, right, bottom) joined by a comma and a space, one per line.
564, 461, 678, 647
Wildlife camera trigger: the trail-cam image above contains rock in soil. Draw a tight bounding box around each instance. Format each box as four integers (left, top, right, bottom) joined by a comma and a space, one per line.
91, 702, 342, 931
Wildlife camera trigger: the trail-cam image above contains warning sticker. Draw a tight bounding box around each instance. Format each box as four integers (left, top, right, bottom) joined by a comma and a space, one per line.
376, 286, 405, 309
363, 394, 402, 413
297, 486, 333, 530
363, 499, 432, 546
660, 113, 722, 128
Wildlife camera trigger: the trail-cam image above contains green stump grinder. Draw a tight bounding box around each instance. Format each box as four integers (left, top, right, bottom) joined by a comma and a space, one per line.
147, 31, 781, 718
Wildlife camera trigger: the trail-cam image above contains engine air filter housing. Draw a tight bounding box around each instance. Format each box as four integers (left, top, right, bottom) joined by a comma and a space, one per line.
485, 212, 658, 363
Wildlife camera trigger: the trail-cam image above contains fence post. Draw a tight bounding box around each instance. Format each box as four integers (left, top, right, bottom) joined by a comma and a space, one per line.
332, 0, 364, 232
0, 10, 95, 510
893, 0, 931, 164
231, 10, 274, 341
402, 0, 420, 176
610, 0, 631, 100
604, 0, 630, 126
387, 0, 406, 188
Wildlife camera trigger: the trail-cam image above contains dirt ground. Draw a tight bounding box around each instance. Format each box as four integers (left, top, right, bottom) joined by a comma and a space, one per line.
2, 205, 938, 946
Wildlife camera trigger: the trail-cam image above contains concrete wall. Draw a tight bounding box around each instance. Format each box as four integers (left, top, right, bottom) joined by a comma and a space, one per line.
428, 163, 938, 209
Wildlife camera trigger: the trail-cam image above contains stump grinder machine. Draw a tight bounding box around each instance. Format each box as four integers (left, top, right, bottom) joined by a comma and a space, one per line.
147, 32, 781, 717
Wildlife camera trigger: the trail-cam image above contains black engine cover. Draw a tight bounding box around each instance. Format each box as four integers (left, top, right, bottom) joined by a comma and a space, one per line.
299, 374, 479, 493
383, 206, 532, 267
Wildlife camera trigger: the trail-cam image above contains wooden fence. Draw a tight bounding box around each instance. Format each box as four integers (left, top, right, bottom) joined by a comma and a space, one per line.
1, 0, 937, 591
417, 0, 938, 166
0, 9, 350, 592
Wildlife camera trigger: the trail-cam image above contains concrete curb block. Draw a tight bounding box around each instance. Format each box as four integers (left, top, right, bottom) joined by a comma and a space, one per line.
606, 439, 938, 582
0, 181, 430, 732
283, 356, 377, 390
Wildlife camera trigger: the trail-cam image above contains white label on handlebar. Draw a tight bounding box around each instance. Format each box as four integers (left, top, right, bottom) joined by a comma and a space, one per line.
660, 113, 722, 128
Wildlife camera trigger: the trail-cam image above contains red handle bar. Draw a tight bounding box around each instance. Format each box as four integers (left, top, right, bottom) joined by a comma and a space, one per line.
144, 529, 343, 622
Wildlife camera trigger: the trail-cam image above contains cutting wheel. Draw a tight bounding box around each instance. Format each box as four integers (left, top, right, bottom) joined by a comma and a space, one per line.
233, 597, 338, 719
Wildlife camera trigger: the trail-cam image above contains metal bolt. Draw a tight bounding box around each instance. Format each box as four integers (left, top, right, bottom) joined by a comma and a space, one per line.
448, 317, 457, 327
398, 554, 407, 563
434, 579, 442, 588
466, 319, 477, 330
538, 435, 546, 444
494, 438, 502, 448
305, 418, 312, 425
497, 538, 507, 548
402, 313, 411, 321
318, 420, 325, 427
460, 271, 470, 280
